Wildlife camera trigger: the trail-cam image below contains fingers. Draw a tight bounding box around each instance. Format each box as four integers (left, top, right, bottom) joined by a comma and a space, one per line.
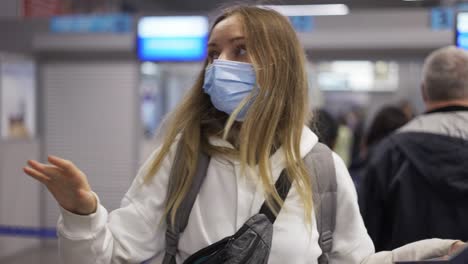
27, 160, 64, 178
449, 241, 466, 255
23, 166, 50, 184
47, 155, 78, 174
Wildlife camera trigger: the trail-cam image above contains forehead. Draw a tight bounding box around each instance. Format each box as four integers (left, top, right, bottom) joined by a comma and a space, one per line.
209, 15, 244, 42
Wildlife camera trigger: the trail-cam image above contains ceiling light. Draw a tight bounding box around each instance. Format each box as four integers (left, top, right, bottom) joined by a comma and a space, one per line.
258, 4, 349, 16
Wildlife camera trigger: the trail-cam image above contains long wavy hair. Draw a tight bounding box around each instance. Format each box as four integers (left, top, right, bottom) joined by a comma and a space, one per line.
144, 5, 313, 227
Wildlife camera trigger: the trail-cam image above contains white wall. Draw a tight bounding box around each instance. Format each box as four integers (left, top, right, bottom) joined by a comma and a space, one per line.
41, 60, 140, 227
0, 140, 41, 258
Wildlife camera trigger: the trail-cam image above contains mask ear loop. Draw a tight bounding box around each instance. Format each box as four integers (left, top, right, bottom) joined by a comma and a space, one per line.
222, 87, 257, 140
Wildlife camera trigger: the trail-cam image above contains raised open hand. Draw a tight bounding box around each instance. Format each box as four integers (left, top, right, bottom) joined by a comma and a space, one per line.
24, 155, 97, 215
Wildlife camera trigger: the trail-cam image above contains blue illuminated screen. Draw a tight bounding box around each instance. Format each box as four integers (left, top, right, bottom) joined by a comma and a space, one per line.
456, 12, 468, 50
137, 16, 209, 62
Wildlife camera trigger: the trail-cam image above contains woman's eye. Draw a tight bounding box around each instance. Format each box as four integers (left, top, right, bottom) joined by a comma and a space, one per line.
208, 51, 220, 61
239, 48, 247, 56
236, 46, 247, 56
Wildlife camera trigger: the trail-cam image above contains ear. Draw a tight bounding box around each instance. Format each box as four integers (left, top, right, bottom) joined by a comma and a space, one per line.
421, 83, 429, 103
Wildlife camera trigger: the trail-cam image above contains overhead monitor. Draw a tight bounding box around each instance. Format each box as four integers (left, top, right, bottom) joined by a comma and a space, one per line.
137, 16, 209, 62
456, 11, 468, 50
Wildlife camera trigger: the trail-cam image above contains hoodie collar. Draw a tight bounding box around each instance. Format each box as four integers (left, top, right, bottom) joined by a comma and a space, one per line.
208, 126, 318, 174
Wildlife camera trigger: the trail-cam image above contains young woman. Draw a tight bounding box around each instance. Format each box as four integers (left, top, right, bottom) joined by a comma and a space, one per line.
24, 5, 464, 264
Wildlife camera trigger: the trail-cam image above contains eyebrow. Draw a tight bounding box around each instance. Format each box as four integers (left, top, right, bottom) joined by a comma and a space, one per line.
208, 36, 245, 47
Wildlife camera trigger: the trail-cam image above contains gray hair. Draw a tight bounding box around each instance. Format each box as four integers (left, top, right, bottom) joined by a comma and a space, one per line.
423, 46, 468, 101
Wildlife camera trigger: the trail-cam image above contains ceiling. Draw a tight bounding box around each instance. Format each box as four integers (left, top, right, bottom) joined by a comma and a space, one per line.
120, 0, 456, 13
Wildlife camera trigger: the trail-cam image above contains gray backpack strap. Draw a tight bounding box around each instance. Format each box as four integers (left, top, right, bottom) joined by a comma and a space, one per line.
162, 144, 210, 264
304, 142, 337, 264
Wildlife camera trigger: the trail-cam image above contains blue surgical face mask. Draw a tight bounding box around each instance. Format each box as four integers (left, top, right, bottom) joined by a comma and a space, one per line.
202, 59, 257, 121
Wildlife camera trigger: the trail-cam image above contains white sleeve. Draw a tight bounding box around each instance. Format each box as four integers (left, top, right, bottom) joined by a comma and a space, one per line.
57, 144, 176, 264
361, 239, 458, 264
328, 152, 375, 264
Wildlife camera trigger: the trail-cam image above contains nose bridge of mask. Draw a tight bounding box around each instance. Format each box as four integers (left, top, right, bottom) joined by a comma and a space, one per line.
213, 60, 256, 85
214, 59, 252, 67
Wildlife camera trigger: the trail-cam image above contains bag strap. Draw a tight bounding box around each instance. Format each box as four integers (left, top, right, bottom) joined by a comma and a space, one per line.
162, 143, 210, 264
259, 170, 292, 224
304, 142, 337, 264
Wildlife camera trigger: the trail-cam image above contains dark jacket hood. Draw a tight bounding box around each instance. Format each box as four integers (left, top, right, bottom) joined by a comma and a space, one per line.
391, 132, 468, 197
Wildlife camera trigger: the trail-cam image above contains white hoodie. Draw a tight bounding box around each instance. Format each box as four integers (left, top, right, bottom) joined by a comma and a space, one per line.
57, 126, 456, 264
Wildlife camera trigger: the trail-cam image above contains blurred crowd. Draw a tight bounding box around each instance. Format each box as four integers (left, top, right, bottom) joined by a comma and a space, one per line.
310, 46, 468, 251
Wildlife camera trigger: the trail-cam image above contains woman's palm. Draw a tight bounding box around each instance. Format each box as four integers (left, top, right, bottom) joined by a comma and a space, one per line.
24, 155, 97, 215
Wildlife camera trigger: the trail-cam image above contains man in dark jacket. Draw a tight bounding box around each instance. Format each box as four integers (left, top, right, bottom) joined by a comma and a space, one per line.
359, 46, 468, 251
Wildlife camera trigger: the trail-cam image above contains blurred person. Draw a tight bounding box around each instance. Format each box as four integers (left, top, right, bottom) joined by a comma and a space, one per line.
363, 105, 410, 153
349, 105, 410, 189
8, 115, 30, 139
309, 109, 338, 149
334, 114, 354, 166
23, 7, 464, 264
360, 46, 468, 251
348, 106, 366, 167
397, 99, 416, 120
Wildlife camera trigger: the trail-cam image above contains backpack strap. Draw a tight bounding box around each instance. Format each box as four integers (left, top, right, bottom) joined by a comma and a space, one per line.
304, 142, 337, 264
162, 143, 210, 264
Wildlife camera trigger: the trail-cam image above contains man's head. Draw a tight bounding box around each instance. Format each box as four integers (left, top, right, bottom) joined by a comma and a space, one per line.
422, 46, 468, 109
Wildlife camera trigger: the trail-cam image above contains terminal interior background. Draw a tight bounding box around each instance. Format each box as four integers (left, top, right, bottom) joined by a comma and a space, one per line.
0, 0, 463, 263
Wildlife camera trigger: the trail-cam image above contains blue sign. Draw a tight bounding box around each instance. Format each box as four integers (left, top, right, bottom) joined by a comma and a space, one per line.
50, 14, 132, 33
289, 16, 314, 32
137, 16, 209, 62
458, 3, 468, 11
430, 7, 454, 30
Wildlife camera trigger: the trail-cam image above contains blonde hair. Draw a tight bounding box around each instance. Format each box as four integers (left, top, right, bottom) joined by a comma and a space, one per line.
144, 5, 313, 227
